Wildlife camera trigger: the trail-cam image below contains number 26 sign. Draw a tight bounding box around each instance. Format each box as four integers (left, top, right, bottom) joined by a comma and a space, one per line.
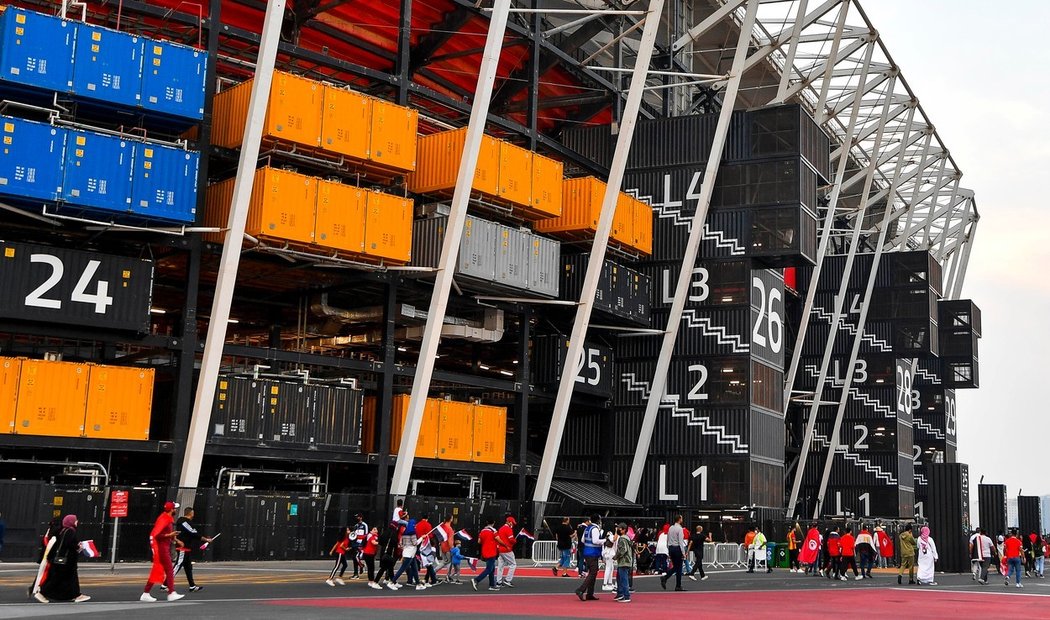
0, 241, 154, 332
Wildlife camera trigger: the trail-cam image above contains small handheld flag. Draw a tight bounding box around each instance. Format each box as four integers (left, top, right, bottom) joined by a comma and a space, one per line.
455, 529, 473, 541
201, 532, 221, 550
517, 529, 535, 542
79, 540, 100, 558
463, 556, 479, 571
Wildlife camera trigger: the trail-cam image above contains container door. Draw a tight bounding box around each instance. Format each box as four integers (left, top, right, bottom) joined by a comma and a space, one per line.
268, 71, 322, 147
0, 117, 66, 202
437, 401, 473, 461
72, 23, 143, 107
140, 40, 207, 121
369, 98, 418, 173
254, 168, 316, 245
15, 360, 88, 437
0, 9, 75, 93
130, 143, 199, 223
529, 152, 563, 218
497, 141, 532, 208
321, 86, 371, 160
84, 365, 153, 440
0, 357, 21, 433
315, 180, 367, 254
62, 130, 134, 213
363, 190, 412, 263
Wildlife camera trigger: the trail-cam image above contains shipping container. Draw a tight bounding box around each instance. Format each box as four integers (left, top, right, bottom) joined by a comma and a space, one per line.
456, 215, 497, 281
129, 142, 199, 223
313, 382, 362, 450
472, 403, 506, 464
927, 463, 970, 573
14, 359, 88, 438
494, 223, 529, 291
140, 38, 207, 121
498, 141, 532, 207
663, 356, 750, 407
212, 70, 323, 149
437, 400, 473, 461
748, 104, 832, 181
205, 167, 316, 245
408, 128, 500, 197
749, 409, 784, 461
537, 177, 646, 253
939, 299, 982, 337
532, 334, 614, 398
390, 394, 440, 458
0, 116, 67, 202
530, 152, 563, 218
617, 307, 751, 359
369, 97, 418, 173
62, 129, 133, 213
560, 253, 649, 323
560, 409, 602, 458
315, 180, 367, 254
1018, 496, 1041, 537
649, 405, 751, 457
362, 189, 412, 263
559, 123, 613, 169
527, 234, 560, 298
262, 380, 315, 446
72, 22, 142, 108
84, 365, 153, 440
977, 484, 1007, 536
610, 455, 750, 508
0, 357, 21, 433
321, 85, 371, 160
210, 375, 265, 442
750, 205, 819, 267
361, 395, 376, 453
0, 8, 75, 94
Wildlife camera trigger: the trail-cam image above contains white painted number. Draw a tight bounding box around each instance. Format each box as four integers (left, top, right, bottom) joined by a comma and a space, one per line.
833, 358, 868, 384
915, 501, 925, 519
945, 395, 957, 437
896, 365, 914, 414
752, 277, 783, 353
853, 424, 869, 450
858, 492, 870, 516
687, 364, 709, 401
70, 260, 113, 314
25, 254, 63, 309
691, 465, 708, 502
574, 348, 602, 387
912, 445, 922, 464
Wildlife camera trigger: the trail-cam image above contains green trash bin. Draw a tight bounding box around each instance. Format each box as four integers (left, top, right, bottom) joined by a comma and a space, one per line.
775, 543, 791, 568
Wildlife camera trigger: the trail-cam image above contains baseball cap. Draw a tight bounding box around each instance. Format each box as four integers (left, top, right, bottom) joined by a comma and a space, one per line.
164, 501, 179, 511
506, 516, 517, 525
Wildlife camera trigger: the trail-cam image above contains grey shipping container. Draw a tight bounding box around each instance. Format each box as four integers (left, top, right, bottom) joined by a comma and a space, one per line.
526, 233, 560, 297
412, 214, 496, 282
494, 223, 529, 290
314, 382, 363, 451
926, 463, 971, 573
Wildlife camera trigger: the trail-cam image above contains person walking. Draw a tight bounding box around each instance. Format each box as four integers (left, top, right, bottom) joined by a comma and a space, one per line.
374, 524, 401, 590
798, 524, 821, 575
968, 527, 993, 585
1005, 529, 1024, 588
614, 523, 634, 603
36, 515, 89, 603
552, 517, 575, 577
574, 515, 603, 601
855, 525, 876, 578
687, 525, 710, 581
875, 524, 894, 568
447, 538, 464, 584
1032, 531, 1045, 578
653, 525, 669, 574
326, 526, 352, 586
744, 526, 757, 572
362, 526, 380, 588
787, 523, 802, 572
495, 516, 517, 588
752, 527, 771, 574
392, 516, 422, 589
172, 507, 212, 592
601, 529, 617, 591
825, 526, 842, 580
660, 515, 687, 590
350, 513, 369, 580
840, 527, 859, 580
142, 501, 184, 602
897, 524, 917, 585
915, 526, 939, 585
472, 517, 500, 591
30, 516, 64, 600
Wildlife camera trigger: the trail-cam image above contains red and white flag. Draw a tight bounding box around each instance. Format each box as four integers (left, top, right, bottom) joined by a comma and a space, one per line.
433, 525, 450, 544
798, 529, 821, 565
463, 556, 479, 571
517, 529, 535, 541
455, 529, 473, 541
79, 540, 101, 558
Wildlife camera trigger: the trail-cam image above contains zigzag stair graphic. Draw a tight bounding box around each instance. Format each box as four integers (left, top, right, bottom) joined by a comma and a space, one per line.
912, 418, 945, 440
809, 306, 891, 351
915, 367, 941, 385
681, 310, 749, 353
811, 433, 897, 484
640, 188, 745, 255
801, 365, 893, 417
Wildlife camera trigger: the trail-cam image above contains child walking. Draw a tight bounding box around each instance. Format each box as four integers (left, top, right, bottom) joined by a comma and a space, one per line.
447, 539, 464, 583
326, 527, 351, 586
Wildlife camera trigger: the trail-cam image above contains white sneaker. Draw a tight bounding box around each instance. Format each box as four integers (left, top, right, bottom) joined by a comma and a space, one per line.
1017, 583, 1024, 589
855, 575, 863, 581
688, 575, 697, 581
386, 583, 398, 590
139, 593, 156, 602
167, 592, 185, 602
368, 582, 383, 590
34, 592, 49, 604
326, 579, 336, 587
74, 594, 91, 603
335, 578, 346, 586
415, 584, 427, 591
840, 575, 848, 581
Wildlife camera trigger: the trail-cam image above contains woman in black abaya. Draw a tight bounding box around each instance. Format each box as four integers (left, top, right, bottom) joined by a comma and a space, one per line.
38, 514, 90, 603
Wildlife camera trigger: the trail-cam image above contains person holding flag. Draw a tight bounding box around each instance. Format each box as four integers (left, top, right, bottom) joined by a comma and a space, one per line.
141, 501, 185, 602
798, 524, 822, 576
172, 507, 213, 592
435, 516, 455, 569
471, 517, 500, 591
37, 515, 90, 603
495, 515, 518, 588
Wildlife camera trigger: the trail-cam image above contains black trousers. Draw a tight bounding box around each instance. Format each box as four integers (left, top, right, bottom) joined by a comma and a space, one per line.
841, 556, 858, 576
363, 554, 376, 582
575, 557, 599, 597
665, 548, 684, 588
687, 553, 706, 578
173, 549, 197, 587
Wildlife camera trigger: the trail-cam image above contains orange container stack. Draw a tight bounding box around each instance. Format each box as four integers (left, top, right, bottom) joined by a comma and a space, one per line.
13, 359, 89, 438
361, 394, 506, 464
534, 176, 652, 256
84, 366, 154, 440
0, 357, 21, 433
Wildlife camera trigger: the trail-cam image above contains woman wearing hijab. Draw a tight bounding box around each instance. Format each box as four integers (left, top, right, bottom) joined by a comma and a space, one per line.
916, 526, 939, 585
37, 515, 90, 603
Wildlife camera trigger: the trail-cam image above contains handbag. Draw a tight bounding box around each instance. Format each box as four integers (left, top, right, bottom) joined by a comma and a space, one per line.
50, 530, 70, 565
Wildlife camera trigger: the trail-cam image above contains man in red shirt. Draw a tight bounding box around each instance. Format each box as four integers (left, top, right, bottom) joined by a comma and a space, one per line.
495, 516, 517, 588
141, 501, 184, 602
839, 527, 859, 580
826, 526, 842, 580
1005, 529, 1025, 587
472, 517, 499, 591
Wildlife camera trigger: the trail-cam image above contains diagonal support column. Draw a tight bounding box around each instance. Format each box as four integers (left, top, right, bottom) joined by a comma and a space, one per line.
177, 0, 286, 498
388, 0, 512, 497
623, 0, 760, 504
532, 0, 665, 522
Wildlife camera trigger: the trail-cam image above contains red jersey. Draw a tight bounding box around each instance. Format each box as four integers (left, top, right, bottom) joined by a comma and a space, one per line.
479, 526, 498, 560
1005, 536, 1023, 559
363, 532, 379, 556
439, 523, 455, 553
839, 533, 855, 557
496, 524, 516, 553
150, 512, 174, 543
415, 519, 432, 543
827, 533, 841, 557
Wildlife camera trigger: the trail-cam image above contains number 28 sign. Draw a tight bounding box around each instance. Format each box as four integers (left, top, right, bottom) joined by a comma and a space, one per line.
0, 241, 154, 332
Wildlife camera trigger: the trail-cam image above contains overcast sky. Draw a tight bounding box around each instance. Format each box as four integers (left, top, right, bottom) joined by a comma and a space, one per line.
860, 1, 1050, 502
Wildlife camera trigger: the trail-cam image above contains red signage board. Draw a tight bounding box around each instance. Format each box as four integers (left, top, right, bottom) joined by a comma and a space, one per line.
109, 490, 129, 518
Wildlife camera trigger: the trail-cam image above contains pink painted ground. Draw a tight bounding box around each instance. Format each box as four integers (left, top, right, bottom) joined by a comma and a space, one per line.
267, 588, 1048, 619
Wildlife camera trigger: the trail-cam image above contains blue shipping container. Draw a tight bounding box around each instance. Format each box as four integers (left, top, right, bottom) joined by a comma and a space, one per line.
140, 39, 207, 121
0, 8, 75, 94
130, 142, 199, 223
72, 22, 143, 108
62, 129, 133, 213
0, 116, 67, 202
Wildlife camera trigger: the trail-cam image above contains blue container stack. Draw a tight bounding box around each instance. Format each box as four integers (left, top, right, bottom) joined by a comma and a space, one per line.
72, 22, 143, 108
0, 8, 75, 94
130, 142, 199, 223
62, 129, 134, 213
0, 116, 67, 202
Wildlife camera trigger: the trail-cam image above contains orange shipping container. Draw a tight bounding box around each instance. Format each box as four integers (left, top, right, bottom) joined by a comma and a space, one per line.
408, 128, 500, 197
363, 190, 413, 263
437, 400, 474, 461
530, 152, 563, 218
212, 70, 323, 149
632, 197, 653, 256
498, 141, 533, 208
315, 180, 367, 254
204, 167, 317, 245
612, 192, 634, 248
370, 98, 419, 173
321, 85, 371, 160
85, 366, 154, 440
390, 394, 440, 458
361, 396, 376, 453
0, 357, 21, 433
472, 403, 506, 464
15, 360, 88, 438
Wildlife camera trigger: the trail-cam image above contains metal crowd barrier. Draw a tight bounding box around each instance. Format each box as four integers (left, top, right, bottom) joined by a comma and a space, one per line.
531, 540, 559, 565
703, 542, 719, 568
714, 543, 741, 568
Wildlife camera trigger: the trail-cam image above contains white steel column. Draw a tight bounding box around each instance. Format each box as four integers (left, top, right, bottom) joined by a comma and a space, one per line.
772, 0, 809, 104
949, 216, 976, 299
623, 0, 760, 504
784, 38, 876, 518
812, 77, 906, 518
177, 0, 286, 497
532, 0, 665, 515
389, 0, 511, 496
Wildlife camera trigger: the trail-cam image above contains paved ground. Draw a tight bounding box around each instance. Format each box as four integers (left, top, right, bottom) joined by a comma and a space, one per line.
1, 561, 1047, 619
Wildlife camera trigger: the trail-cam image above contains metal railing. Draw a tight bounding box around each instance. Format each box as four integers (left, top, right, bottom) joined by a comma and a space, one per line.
531, 540, 560, 565
714, 543, 743, 568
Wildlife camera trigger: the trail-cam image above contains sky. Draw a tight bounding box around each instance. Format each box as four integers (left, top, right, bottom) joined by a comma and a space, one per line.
860, 2, 1050, 505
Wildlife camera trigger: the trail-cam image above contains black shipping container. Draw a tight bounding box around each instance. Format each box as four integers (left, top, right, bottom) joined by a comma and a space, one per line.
746, 104, 832, 181
649, 405, 750, 457
615, 360, 657, 408
939, 299, 982, 337
711, 158, 820, 211
941, 356, 979, 389
977, 484, 1008, 537
616, 307, 751, 360
533, 334, 615, 398
816, 485, 907, 519
560, 254, 650, 325
750, 409, 785, 461
264, 380, 315, 445
750, 459, 784, 509
314, 382, 363, 450
926, 462, 971, 573
211, 375, 265, 442
610, 454, 751, 508
560, 410, 602, 457
1018, 496, 1042, 537
664, 356, 750, 407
